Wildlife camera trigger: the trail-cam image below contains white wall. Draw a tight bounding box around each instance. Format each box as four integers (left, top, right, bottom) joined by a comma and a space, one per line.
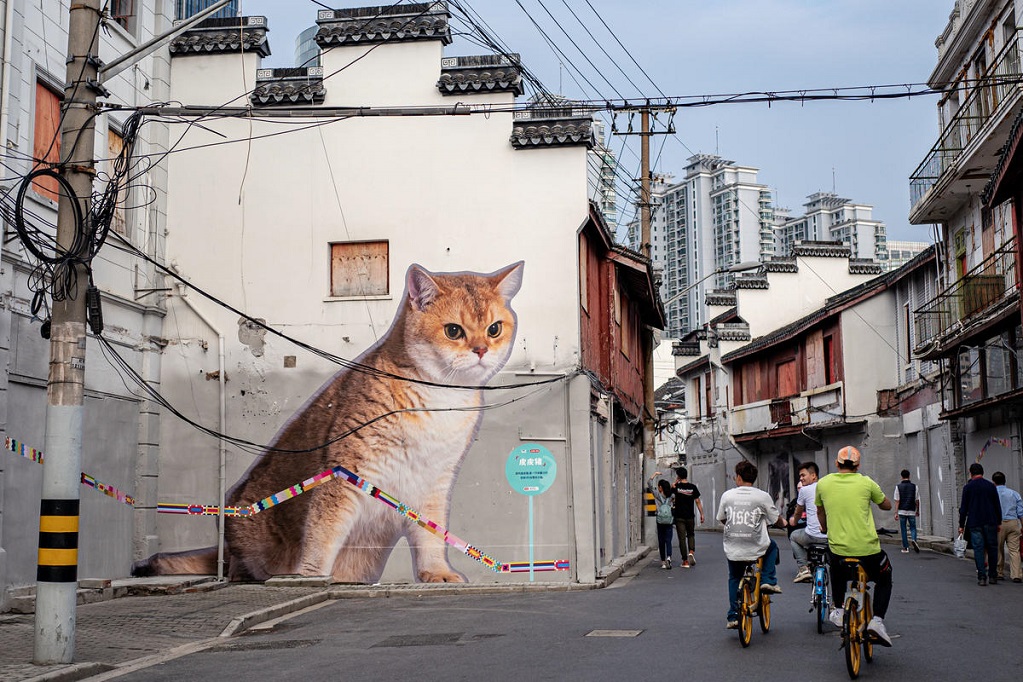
159, 33, 596, 582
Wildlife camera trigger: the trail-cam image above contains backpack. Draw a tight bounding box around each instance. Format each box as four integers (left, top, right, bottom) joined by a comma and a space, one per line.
656, 495, 674, 524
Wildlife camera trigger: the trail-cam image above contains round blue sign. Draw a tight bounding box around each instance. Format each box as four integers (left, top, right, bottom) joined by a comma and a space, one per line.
505, 443, 556, 496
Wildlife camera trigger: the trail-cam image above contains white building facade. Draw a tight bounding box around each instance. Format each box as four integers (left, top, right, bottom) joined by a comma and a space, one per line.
152, 2, 657, 587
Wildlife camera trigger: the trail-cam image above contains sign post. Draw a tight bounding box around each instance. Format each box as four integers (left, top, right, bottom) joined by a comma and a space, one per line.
505, 443, 556, 582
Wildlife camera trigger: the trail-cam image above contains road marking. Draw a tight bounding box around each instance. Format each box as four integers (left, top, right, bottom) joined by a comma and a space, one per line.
585, 629, 643, 637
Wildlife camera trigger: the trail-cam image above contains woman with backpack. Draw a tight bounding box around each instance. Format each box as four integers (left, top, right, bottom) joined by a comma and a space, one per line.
648, 472, 676, 569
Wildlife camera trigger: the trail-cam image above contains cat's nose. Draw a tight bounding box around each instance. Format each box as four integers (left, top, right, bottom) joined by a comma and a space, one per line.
472, 346, 487, 359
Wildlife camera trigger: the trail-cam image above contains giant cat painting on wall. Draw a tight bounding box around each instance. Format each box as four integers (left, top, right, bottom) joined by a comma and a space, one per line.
134, 261, 524, 583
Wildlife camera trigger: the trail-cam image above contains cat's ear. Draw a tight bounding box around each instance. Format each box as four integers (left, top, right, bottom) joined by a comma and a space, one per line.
406, 264, 441, 311
493, 261, 524, 301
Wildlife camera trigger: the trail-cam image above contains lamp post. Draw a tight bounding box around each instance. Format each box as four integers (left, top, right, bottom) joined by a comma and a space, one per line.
660, 260, 762, 311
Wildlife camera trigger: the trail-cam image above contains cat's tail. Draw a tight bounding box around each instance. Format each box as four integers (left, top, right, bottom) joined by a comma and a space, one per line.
131, 546, 218, 577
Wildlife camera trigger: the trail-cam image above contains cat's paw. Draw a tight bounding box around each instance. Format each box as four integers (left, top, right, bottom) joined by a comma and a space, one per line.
418, 568, 468, 583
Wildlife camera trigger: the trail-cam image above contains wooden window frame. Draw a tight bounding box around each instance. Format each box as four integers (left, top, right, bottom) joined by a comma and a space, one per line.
32, 79, 62, 202
329, 240, 389, 298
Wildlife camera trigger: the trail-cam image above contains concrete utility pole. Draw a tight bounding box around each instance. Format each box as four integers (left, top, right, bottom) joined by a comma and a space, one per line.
34, 0, 101, 664
616, 105, 674, 460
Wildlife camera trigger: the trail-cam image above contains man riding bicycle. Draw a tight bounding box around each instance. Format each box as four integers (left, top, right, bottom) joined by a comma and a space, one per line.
718, 460, 786, 629
815, 445, 894, 647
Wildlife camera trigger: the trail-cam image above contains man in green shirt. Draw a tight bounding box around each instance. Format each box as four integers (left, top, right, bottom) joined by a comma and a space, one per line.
816, 445, 894, 647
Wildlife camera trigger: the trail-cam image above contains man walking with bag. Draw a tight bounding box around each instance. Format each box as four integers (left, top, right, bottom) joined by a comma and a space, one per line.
958, 462, 1002, 586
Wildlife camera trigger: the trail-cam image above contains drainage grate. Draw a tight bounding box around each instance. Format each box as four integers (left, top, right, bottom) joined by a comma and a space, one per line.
372, 633, 464, 648
585, 630, 643, 637
212, 639, 319, 653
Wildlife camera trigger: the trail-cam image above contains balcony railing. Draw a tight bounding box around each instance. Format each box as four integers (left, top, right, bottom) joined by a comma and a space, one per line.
730, 383, 844, 437
913, 238, 1017, 354
909, 32, 1023, 209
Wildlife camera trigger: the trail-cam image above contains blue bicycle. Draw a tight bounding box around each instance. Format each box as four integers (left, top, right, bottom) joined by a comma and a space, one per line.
806, 543, 831, 634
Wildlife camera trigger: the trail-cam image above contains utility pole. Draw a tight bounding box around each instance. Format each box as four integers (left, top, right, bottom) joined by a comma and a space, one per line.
616, 104, 674, 461
34, 0, 101, 664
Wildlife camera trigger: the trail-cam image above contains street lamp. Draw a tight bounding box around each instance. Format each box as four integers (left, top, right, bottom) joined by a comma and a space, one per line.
660, 260, 762, 308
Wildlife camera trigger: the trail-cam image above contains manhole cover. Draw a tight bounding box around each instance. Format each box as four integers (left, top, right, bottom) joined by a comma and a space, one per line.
373, 633, 464, 648
213, 639, 319, 653
585, 630, 643, 637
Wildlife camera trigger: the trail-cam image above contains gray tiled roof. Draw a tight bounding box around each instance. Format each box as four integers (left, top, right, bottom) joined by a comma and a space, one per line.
511, 108, 594, 149
849, 259, 883, 275
315, 2, 451, 47
438, 55, 524, 96
763, 258, 798, 273
792, 241, 852, 258
169, 16, 270, 57
251, 67, 326, 105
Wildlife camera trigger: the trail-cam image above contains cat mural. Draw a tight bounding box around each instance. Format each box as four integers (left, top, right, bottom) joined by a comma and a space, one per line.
133, 261, 524, 583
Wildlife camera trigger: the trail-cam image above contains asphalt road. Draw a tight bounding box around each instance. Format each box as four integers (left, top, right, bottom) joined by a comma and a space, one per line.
108, 531, 1023, 681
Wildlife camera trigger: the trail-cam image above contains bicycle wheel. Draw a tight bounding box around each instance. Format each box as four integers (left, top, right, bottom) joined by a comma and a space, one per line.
815, 596, 825, 634
759, 588, 771, 632
738, 580, 753, 647
843, 597, 861, 679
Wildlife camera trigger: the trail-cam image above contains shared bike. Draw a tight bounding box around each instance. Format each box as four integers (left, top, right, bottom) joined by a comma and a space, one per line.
806, 543, 831, 634
736, 554, 771, 647
839, 558, 874, 679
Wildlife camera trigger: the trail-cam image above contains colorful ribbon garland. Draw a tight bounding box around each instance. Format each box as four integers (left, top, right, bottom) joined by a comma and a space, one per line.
5, 435, 569, 574
5, 437, 136, 506
978, 436, 1012, 462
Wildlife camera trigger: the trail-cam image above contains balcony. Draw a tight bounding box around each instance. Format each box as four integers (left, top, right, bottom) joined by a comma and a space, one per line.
909, 32, 1023, 223
730, 382, 844, 438
913, 238, 1018, 357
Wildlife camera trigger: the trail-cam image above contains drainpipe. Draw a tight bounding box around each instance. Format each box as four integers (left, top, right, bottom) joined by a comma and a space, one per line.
0, 0, 15, 155
175, 284, 227, 581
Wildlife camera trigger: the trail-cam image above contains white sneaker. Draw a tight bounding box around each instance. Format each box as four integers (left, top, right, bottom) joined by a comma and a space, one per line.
760, 583, 782, 594
688, 551, 696, 567
866, 616, 893, 647
793, 567, 812, 583
829, 607, 845, 628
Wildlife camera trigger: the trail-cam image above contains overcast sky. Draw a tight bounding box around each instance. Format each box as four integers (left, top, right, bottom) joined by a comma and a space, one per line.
238, 0, 953, 243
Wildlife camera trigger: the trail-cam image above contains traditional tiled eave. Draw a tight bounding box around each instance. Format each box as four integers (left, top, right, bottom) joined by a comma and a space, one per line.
169, 16, 270, 57
849, 259, 883, 275
705, 290, 737, 307
792, 241, 852, 258
733, 274, 769, 290
672, 340, 701, 356
763, 258, 798, 273
511, 107, 594, 149
251, 67, 326, 105
314, 2, 452, 47
715, 323, 751, 342
438, 55, 524, 96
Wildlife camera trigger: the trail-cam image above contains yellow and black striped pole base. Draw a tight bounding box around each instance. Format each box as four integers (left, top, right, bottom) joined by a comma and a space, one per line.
37, 499, 79, 583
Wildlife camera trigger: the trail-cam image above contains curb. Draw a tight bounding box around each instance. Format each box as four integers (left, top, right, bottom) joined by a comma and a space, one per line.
23, 663, 113, 682
219, 591, 332, 637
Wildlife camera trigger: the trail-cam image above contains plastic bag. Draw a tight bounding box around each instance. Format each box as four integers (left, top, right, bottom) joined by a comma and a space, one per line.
953, 532, 967, 559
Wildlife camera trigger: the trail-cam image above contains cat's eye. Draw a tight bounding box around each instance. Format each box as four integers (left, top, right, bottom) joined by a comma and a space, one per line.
444, 324, 465, 340
487, 321, 503, 338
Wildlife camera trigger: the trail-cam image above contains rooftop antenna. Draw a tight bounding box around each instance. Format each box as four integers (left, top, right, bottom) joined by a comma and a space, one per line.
715, 126, 720, 155
832, 167, 836, 193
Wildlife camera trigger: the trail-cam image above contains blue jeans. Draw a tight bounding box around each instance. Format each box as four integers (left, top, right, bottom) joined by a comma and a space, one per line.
898, 515, 917, 549
726, 538, 779, 621
970, 525, 999, 579
656, 523, 674, 561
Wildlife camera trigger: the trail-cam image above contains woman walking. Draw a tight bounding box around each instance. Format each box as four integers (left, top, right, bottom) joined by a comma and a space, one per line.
648, 472, 675, 569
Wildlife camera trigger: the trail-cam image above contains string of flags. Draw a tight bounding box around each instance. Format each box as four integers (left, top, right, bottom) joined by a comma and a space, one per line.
5, 435, 568, 575
5, 437, 135, 506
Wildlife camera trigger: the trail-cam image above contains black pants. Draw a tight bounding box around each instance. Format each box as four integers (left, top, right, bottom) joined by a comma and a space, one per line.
830, 550, 893, 619
655, 523, 673, 561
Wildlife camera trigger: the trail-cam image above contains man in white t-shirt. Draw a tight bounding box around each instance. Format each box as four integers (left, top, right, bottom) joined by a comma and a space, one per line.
789, 461, 828, 582
718, 460, 787, 629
